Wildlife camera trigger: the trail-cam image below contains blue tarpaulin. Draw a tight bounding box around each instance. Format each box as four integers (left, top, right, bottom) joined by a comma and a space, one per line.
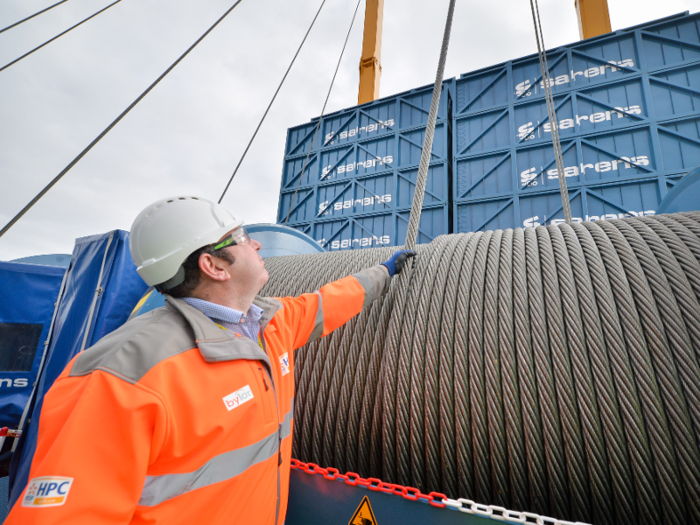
8, 230, 148, 508
0, 262, 65, 430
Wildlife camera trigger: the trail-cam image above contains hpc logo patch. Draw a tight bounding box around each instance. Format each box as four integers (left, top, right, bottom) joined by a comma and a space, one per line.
279, 353, 290, 376
223, 385, 254, 411
22, 477, 73, 507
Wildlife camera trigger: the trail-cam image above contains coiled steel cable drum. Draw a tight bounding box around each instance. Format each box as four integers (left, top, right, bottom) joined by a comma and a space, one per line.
261, 212, 700, 525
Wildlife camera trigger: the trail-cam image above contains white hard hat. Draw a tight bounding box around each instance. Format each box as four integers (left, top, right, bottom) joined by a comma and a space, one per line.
129, 196, 243, 288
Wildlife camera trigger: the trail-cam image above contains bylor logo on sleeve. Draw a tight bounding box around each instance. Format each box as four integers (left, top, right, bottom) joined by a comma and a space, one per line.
22, 477, 74, 507
222, 385, 254, 412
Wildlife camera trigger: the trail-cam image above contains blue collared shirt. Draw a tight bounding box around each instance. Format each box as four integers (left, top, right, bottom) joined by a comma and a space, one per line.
183, 297, 263, 342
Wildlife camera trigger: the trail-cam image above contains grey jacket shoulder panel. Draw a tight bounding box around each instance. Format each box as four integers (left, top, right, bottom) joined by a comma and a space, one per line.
69, 296, 275, 384
69, 306, 196, 384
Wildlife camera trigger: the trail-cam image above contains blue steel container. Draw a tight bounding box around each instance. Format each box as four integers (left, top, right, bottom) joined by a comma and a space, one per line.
279, 81, 453, 250
453, 11, 700, 232
287, 204, 449, 251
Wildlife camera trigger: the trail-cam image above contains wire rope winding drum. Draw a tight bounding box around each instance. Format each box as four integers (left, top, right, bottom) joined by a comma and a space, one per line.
261, 211, 700, 525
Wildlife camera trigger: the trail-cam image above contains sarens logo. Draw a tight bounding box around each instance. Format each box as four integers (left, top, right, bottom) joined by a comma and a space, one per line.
321, 156, 394, 180
317, 235, 391, 250
520, 154, 650, 187
223, 385, 254, 412
22, 477, 73, 507
523, 209, 655, 228
514, 58, 635, 96
0, 378, 29, 388
517, 106, 642, 141
318, 194, 392, 215
324, 119, 395, 145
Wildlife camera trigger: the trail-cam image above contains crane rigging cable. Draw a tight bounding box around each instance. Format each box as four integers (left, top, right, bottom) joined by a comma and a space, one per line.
262, 212, 700, 525
218, 0, 330, 204
0, 0, 122, 73
0, 0, 246, 241
0, 0, 71, 35
284, 0, 364, 226
528, 0, 573, 225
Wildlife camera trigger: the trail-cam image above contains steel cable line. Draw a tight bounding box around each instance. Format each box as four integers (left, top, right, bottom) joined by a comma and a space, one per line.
0, 0, 246, 240
0, 0, 121, 73
261, 211, 700, 525
217, 0, 329, 204
0, 0, 70, 34
283, 0, 363, 226
528, 0, 572, 225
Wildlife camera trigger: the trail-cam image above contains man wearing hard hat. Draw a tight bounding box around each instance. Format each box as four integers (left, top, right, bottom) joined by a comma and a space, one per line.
6, 196, 414, 525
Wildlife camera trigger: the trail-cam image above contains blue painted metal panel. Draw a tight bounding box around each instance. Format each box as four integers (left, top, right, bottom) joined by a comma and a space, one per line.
452, 11, 700, 233
289, 204, 448, 251
279, 162, 449, 226
280, 122, 449, 193
658, 165, 700, 213
279, 81, 453, 249
284, 81, 452, 158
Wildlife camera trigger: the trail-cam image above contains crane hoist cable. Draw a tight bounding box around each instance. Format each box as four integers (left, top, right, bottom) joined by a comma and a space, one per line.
0, 0, 122, 73
403, 0, 456, 250
218, 0, 330, 204
0, 0, 70, 34
283, 0, 364, 226
0, 0, 246, 241
528, 0, 573, 225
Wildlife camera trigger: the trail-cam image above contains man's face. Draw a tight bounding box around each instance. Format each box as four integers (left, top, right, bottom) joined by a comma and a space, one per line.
217, 228, 269, 293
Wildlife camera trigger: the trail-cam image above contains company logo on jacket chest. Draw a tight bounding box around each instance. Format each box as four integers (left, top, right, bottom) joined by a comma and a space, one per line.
23, 477, 73, 507
223, 385, 254, 411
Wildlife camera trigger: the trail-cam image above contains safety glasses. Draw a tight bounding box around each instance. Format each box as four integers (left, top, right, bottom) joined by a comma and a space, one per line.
213, 227, 251, 250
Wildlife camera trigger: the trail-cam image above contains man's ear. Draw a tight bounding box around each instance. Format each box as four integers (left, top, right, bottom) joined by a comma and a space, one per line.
198, 253, 232, 282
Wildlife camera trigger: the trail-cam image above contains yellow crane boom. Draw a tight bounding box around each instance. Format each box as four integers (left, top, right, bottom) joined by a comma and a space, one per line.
358, 0, 384, 105
575, 0, 612, 40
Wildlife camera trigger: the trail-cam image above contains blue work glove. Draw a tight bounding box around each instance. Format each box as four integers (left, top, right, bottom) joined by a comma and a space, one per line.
381, 250, 416, 276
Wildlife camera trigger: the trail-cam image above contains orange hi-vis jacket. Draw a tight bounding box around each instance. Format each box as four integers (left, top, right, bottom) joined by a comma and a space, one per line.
7, 265, 391, 525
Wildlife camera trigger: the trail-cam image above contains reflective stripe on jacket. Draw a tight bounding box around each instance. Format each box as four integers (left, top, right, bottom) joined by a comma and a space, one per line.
6, 265, 391, 525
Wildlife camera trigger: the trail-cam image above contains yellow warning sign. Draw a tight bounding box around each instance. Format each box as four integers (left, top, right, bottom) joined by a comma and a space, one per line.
348, 495, 377, 525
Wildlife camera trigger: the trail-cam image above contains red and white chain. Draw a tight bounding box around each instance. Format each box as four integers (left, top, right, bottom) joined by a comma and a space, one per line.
290, 459, 591, 525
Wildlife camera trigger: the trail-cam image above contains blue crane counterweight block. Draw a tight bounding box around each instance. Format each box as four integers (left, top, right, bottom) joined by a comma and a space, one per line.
286, 469, 518, 525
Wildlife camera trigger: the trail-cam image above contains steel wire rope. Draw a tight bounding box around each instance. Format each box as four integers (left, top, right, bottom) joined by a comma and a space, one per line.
0, 0, 70, 34
260, 212, 700, 523
217, 0, 329, 204
512, 227, 549, 516
467, 230, 494, 504
497, 228, 529, 512
283, 0, 363, 227
423, 235, 465, 494
523, 225, 569, 519
437, 233, 473, 496
572, 222, 657, 525
483, 230, 509, 507
0, 0, 120, 73
596, 219, 688, 522
0, 0, 245, 240
527, 0, 572, 225
409, 236, 454, 491
536, 225, 591, 523
549, 224, 614, 525
403, 0, 455, 249
451, 231, 482, 499
560, 223, 633, 525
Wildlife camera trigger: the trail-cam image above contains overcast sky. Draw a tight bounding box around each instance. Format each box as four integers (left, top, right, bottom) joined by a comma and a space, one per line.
1, 0, 699, 260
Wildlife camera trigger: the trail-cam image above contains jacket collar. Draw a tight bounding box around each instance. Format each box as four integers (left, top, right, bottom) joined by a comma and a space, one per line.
164, 295, 282, 366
